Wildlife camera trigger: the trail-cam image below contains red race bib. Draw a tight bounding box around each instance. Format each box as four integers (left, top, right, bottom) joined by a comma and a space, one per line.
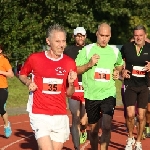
42, 78, 63, 94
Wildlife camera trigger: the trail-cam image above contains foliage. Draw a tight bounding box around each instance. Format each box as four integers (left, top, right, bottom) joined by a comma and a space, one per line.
0, 0, 150, 65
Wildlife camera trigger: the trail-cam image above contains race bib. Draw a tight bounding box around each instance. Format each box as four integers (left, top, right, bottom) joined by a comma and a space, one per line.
42, 78, 63, 94
94, 68, 110, 82
75, 82, 84, 92
132, 66, 146, 77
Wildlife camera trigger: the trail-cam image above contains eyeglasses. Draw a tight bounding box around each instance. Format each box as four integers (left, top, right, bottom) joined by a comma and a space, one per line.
75, 34, 86, 38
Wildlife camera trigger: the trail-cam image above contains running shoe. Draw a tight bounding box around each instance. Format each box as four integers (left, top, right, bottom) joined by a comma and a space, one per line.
134, 142, 142, 150
125, 137, 135, 150
4, 121, 12, 138
80, 130, 87, 144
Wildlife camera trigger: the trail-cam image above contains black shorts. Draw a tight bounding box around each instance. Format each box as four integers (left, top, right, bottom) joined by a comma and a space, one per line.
0, 88, 8, 115
85, 96, 116, 124
124, 85, 148, 109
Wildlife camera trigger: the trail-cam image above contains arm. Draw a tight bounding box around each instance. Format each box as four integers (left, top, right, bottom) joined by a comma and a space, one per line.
19, 74, 32, 86
0, 69, 14, 78
66, 83, 75, 97
75, 47, 90, 74
114, 46, 124, 73
77, 54, 102, 74
19, 55, 33, 86
115, 65, 123, 72
77, 62, 91, 75
66, 61, 78, 97
1, 58, 14, 78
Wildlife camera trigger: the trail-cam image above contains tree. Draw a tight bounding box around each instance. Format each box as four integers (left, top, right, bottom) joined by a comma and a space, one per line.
1, 0, 150, 65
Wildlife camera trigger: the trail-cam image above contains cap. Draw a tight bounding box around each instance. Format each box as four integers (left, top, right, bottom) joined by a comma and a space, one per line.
73, 27, 86, 35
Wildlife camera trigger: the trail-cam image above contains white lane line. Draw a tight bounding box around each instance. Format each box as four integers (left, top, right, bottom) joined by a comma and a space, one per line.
1, 134, 34, 150
0, 121, 29, 128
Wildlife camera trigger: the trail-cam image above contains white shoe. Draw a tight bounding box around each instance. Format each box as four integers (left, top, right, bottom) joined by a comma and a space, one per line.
125, 137, 135, 150
134, 142, 142, 150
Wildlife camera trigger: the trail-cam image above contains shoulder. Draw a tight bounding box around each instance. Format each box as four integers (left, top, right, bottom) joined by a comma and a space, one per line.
29, 51, 45, 59
1, 55, 10, 64
84, 43, 95, 49
145, 42, 150, 48
122, 42, 133, 48
63, 54, 76, 66
107, 45, 121, 55
108, 45, 120, 51
82, 43, 95, 55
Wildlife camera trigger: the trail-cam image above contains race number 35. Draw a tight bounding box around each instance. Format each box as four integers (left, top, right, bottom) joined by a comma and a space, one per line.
42, 78, 63, 94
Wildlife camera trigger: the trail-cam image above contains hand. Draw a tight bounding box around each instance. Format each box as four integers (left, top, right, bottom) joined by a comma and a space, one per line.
28, 82, 38, 92
0, 70, 4, 75
68, 70, 77, 85
112, 69, 119, 80
88, 54, 100, 68
144, 61, 150, 72
122, 69, 130, 78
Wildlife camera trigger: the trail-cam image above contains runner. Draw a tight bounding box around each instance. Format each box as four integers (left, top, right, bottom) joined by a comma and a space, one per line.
64, 27, 88, 150
0, 44, 14, 138
144, 37, 150, 138
121, 25, 150, 150
19, 24, 78, 150
75, 23, 123, 150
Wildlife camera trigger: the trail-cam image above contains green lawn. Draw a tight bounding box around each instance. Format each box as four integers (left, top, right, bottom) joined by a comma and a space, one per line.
115, 79, 122, 105
7, 76, 29, 108
6, 77, 122, 108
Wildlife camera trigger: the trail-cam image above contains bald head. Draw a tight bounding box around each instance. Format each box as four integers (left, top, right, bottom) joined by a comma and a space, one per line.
98, 23, 111, 32
96, 23, 111, 47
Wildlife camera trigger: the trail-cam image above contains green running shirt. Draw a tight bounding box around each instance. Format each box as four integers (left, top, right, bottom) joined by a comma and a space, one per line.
75, 43, 123, 100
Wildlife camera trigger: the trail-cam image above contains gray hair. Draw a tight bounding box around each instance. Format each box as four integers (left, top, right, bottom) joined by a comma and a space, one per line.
133, 25, 146, 33
46, 24, 66, 39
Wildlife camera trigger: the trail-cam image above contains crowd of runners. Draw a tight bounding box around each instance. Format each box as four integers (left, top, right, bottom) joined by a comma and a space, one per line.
0, 23, 150, 150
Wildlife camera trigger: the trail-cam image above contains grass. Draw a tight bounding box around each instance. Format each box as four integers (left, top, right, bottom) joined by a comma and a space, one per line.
6, 77, 123, 108
115, 80, 122, 105
7, 76, 29, 108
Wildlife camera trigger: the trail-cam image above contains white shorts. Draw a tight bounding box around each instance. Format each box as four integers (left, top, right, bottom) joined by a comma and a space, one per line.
29, 113, 70, 143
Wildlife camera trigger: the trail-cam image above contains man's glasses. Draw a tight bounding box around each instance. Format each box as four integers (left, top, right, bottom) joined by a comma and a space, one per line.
75, 34, 86, 38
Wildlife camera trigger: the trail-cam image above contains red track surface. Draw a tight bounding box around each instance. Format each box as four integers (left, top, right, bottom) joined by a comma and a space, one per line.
0, 107, 149, 150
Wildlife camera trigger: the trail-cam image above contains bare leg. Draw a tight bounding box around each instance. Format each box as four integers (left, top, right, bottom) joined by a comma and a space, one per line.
137, 108, 146, 142
100, 114, 112, 150
1, 112, 9, 126
37, 136, 53, 150
126, 106, 135, 138
89, 122, 99, 150
52, 141, 63, 150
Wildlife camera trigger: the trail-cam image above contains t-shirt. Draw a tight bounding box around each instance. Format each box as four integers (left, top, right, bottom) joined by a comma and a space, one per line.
64, 45, 84, 82
75, 43, 123, 100
64, 45, 85, 100
0, 55, 12, 88
20, 51, 78, 115
120, 42, 150, 87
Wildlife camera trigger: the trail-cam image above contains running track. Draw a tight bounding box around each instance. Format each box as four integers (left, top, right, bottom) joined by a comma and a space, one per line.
0, 107, 149, 150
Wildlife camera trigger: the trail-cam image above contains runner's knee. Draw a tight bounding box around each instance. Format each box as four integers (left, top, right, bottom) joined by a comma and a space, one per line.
102, 114, 112, 131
